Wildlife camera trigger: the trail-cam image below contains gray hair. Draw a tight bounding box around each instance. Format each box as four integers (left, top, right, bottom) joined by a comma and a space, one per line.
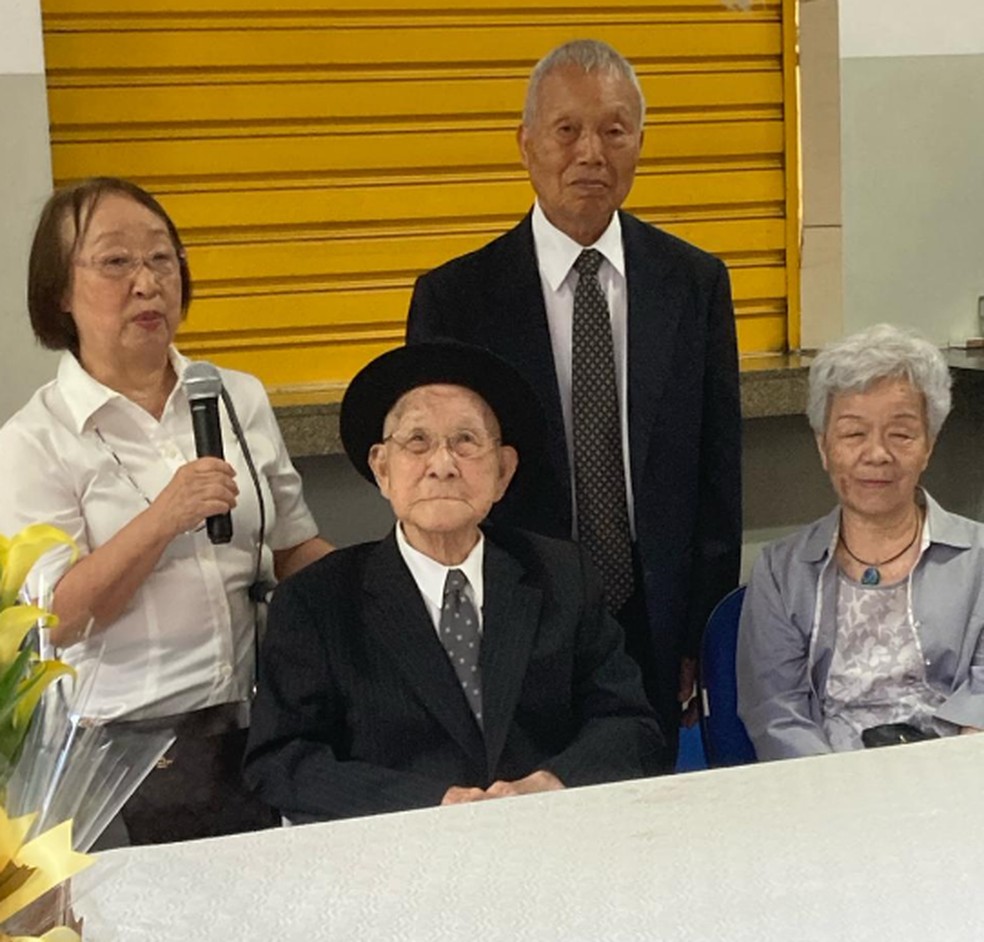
522, 39, 646, 129
807, 323, 952, 438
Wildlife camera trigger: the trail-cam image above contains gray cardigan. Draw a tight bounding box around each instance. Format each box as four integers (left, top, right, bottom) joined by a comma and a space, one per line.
737, 492, 984, 760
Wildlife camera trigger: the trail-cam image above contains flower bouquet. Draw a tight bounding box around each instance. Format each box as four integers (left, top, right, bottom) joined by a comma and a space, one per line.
0, 525, 172, 940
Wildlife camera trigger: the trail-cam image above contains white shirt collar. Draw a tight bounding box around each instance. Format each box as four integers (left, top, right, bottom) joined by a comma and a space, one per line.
531, 200, 625, 292
57, 346, 192, 434
395, 523, 485, 615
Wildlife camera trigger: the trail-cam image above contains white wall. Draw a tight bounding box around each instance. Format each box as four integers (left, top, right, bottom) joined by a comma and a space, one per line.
0, 0, 56, 423
840, 0, 984, 59
839, 0, 984, 344
2, 0, 46, 73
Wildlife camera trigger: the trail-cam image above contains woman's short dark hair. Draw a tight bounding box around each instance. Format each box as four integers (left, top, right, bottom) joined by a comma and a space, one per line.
28, 177, 193, 355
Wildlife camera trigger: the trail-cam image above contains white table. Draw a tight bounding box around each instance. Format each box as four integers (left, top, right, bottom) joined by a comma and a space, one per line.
80, 735, 984, 941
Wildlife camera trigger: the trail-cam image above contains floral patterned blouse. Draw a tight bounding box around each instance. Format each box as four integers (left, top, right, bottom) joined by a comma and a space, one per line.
822, 571, 958, 751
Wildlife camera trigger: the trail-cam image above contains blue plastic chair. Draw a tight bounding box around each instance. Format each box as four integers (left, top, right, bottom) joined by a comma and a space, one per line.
699, 585, 756, 767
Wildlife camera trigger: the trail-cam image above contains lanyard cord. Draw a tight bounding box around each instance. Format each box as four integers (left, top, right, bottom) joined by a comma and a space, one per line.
220, 386, 269, 697
94, 389, 270, 699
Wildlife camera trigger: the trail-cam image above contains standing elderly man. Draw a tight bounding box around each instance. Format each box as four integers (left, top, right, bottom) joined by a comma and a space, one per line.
244, 342, 664, 822
407, 39, 742, 759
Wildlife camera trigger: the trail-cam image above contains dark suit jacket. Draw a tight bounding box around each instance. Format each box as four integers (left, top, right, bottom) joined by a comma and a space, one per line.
244, 526, 664, 821
407, 210, 742, 722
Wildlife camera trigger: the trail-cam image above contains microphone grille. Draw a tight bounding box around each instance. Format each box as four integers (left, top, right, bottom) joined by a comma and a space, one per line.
182, 361, 223, 401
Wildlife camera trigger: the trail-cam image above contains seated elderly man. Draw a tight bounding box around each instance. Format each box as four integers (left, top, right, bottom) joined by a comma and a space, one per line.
244, 342, 664, 821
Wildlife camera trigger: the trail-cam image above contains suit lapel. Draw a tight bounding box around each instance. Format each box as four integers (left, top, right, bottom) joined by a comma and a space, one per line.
622, 211, 680, 487
493, 215, 572, 513
479, 535, 542, 774
361, 534, 485, 764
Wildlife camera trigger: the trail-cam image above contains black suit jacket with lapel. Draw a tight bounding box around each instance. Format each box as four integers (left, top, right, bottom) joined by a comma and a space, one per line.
407, 210, 742, 720
244, 525, 664, 822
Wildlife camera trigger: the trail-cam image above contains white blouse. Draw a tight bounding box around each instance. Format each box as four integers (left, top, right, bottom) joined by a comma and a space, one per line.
0, 349, 318, 722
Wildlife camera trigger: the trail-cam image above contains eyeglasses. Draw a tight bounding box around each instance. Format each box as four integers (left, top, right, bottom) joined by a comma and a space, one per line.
75, 248, 183, 281
383, 429, 500, 460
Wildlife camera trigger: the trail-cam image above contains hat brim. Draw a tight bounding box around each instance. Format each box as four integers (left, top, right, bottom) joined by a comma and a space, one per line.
340, 342, 546, 485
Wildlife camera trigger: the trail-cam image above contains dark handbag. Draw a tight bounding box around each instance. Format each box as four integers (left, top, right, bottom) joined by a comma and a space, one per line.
861, 722, 939, 749
116, 704, 277, 844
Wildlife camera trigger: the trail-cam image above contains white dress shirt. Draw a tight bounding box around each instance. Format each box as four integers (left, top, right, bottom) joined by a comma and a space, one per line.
530, 201, 636, 537
0, 348, 319, 722
395, 524, 484, 635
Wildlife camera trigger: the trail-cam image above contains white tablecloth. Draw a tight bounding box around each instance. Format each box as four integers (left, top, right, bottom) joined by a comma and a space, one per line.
81, 735, 984, 941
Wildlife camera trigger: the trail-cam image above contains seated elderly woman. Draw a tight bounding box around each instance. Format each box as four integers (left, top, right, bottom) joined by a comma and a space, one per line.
738, 323, 984, 760
244, 342, 665, 821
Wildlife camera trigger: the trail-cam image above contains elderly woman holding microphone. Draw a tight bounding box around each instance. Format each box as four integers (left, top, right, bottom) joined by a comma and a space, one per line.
738, 324, 984, 760
0, 177, 331, 842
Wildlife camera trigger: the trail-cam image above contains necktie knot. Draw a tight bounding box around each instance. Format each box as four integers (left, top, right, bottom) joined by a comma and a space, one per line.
574, 248, 603, 278
444, 568, 467, 596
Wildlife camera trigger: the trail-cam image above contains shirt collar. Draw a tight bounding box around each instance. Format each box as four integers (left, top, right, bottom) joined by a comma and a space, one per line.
919, 489, 974, 550
800, 488, 972, 564
531, 201, 625, 292
57, 351, 117, 434
395, 524, 485, 613
58, 346, 192, 434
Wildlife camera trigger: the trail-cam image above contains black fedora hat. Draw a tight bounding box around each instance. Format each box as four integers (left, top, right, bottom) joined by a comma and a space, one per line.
340, 341, 545, 484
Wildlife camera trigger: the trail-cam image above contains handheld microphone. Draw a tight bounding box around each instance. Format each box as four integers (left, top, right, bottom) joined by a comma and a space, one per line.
182, 362, 233, 544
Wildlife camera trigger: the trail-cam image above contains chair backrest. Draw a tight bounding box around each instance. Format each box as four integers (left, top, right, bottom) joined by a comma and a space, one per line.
699, 585, 756, 767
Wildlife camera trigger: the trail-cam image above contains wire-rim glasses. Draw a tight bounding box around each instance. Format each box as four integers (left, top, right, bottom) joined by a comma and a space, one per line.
75, 247, 184, 281
383, 429, 500, 460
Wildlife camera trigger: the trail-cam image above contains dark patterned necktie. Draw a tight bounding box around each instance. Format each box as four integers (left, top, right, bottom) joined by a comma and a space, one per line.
571, 248, 635, 612
439, 569, 483, 728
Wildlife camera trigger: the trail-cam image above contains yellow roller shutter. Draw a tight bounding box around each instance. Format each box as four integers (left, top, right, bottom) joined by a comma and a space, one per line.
41, 0, 800, 399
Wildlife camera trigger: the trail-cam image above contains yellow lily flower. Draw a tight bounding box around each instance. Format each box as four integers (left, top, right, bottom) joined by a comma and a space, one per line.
0, 526, 87, 938
0, 810, 91, 930
0, 526, 78, 611
0, 610, 56, 674
0, 526, 78, 786
3, 929, 82, 941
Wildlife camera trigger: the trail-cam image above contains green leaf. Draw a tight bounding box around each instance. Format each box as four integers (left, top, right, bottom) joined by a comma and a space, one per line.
12, 660, 74, 731
0, 660, 74, 769
0, 649, 34, 728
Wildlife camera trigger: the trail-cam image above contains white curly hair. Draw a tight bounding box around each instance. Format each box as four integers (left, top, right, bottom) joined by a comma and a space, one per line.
807, 323, 952, 438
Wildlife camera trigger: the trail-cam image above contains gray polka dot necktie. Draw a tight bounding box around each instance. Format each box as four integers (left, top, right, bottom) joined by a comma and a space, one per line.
440, 569, 483, 729
572, 248, 635, 613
